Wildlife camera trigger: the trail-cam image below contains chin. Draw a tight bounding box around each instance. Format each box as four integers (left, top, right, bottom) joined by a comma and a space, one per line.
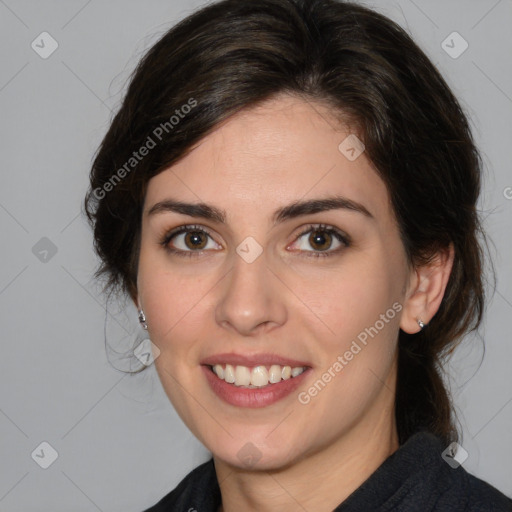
205, 429, 305, 472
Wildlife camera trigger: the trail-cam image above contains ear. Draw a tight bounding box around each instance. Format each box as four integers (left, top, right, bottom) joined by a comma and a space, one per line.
400, 244, 454, 334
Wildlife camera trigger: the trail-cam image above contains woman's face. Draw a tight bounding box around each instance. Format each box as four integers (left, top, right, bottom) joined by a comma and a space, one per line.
137, 94, 414, 469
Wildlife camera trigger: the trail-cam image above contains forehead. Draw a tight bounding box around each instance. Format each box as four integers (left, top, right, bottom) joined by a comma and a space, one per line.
144, 94, 391, 222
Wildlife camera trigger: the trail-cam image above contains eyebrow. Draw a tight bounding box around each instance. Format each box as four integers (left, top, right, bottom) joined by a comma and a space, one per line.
146, 195, 373, 225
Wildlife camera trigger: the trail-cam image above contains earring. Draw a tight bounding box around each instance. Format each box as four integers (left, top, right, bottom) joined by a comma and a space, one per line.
417, 319, 426, 330
138, 309, 148, 330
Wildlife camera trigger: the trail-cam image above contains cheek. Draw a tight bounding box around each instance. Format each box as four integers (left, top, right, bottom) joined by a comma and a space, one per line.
144, 280, 209, 344
287, 254, 400, 336
287, 258, 403, 406
137, 252, 211, 352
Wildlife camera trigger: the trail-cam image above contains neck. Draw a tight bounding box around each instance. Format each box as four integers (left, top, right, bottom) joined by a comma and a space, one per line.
215, 379, 399, 512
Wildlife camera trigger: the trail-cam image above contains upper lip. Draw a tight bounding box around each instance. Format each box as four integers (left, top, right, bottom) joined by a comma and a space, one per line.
201, 352, 311, 368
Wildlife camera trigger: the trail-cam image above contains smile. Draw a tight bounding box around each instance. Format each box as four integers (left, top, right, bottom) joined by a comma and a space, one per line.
202, 364, 311, 408
210, 364, 307, 388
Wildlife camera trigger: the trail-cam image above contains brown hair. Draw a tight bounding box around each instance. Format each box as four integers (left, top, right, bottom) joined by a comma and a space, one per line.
84, 0, 488, 446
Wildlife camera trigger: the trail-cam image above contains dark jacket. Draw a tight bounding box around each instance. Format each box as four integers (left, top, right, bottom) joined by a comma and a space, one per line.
143, 431, 512, 511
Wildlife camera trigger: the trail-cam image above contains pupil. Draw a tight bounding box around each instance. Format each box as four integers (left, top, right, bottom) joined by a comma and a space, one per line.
310, 230, 331, 251
186, 231, 206, 249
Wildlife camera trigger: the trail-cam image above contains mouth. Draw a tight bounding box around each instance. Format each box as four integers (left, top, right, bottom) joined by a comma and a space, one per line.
201, 355, 312, 408
206, 363, 308, 388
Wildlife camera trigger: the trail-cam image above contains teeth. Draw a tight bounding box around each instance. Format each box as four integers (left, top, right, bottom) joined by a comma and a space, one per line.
224, 364, 235, 383
291, 367, 304, 377
234, 365, 251, 386
268, 365, 282, 384
213, 364, 224, 380
282, 366, 292, 380
211, 363, 306, 388
251, 366, 269, 387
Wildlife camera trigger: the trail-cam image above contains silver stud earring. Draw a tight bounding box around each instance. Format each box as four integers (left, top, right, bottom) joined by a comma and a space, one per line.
417, 319, 426, 330
138, 309, 148, 330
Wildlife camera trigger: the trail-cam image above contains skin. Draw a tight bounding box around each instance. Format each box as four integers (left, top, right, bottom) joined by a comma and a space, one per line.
135, 93, 454, 512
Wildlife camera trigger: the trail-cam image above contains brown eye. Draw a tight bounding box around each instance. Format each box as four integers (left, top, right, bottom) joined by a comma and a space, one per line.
161, 225, 221, 256
184, 231, 208, 250
289, 224, 350, 258
308, 229, 333, 251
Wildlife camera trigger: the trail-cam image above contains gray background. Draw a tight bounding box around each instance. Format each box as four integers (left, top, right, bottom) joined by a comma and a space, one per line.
0, 0, 511, 510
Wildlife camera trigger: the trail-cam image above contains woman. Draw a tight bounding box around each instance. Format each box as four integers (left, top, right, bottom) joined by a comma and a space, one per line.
84, 0, 512, 510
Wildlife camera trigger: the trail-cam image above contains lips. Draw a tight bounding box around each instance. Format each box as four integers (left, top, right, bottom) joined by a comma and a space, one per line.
201, 352, 311, 408
202, 364, 311, 408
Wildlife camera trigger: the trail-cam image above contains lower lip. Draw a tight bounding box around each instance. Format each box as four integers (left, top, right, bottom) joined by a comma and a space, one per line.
201, 365, 311, 408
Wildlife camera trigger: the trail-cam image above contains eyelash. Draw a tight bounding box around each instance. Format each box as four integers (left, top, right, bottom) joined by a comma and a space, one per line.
159, 223, 351, 259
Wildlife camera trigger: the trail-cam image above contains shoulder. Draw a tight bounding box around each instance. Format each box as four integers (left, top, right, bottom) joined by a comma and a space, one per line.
337, 431, 512, 512
453, 470, 512, 512
424, 436, 511, 512
412, 432, 512, 511
142, 458, 221, 512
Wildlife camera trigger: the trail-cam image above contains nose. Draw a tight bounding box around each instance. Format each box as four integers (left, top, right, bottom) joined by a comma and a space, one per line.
215, 248, 287, 337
